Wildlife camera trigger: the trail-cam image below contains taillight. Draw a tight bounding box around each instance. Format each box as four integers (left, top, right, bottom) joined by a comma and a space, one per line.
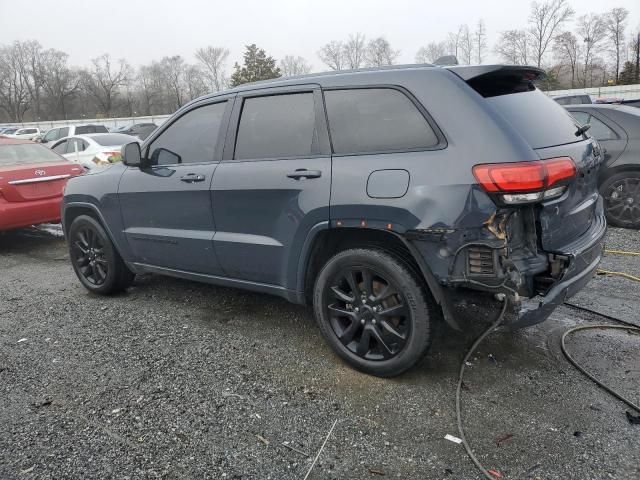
473, 157, 576, 204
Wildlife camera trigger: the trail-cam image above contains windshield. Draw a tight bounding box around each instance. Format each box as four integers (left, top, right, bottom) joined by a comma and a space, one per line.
0, 143, 66, 166
92, 134, 137, 146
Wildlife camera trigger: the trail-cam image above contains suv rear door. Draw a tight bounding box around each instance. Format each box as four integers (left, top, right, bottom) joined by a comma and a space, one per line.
118, 98, 233, 275
211, 85, 331, 287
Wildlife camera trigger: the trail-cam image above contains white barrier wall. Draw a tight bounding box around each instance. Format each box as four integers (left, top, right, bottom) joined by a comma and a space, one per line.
547, 84, 640, 100
1, 114, 171, 130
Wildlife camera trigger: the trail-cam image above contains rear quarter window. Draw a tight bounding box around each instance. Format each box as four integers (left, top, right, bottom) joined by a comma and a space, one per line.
324, 88, 439, 155
486, 89, 580, 149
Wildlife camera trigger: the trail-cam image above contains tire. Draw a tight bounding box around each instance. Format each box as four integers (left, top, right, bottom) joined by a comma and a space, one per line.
600, 171, 640, 229
313, 248, 433, 377
68, 215, 134, 294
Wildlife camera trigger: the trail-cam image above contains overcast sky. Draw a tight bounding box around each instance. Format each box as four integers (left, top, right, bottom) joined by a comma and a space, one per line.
0, 0, 638, 70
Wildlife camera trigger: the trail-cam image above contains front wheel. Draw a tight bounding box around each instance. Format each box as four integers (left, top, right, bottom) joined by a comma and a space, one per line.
600, 171, 640, 229
313, 248, 434, 377
68, 215, 134, 294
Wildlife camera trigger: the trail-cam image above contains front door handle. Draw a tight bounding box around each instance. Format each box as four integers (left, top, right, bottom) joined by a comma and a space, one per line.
180, 173, 206, 183
286, 169, 322, 180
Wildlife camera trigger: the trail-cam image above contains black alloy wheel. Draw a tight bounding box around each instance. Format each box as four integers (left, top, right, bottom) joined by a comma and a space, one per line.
72, 226, 108, 285
326, 267, 410, 361
601, 172, 640, 229
68, 215, 134, 294
313, 248, 433, 377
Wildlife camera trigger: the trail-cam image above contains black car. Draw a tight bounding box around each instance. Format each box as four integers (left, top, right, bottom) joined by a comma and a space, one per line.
116, 123, 158, 140
62, 64, 605, 377
566, 104, 640, 229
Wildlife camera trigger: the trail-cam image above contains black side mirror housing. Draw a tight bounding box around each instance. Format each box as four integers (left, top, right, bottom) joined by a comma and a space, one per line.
122, 142, 142, 167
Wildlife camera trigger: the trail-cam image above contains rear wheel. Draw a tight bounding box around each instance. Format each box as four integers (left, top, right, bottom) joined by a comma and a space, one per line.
68, 215, 134, 294
601, 171, 640, 229
313, 248, 433, 377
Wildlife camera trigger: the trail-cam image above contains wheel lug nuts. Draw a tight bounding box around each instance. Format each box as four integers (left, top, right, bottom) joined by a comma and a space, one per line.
360, 319, 365, 325
372, 319, 377, 325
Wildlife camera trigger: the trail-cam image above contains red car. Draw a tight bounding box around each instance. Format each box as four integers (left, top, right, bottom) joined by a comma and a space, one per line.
0, 137, 84, 231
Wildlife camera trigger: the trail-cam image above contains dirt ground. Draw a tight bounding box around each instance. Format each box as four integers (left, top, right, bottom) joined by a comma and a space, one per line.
1, 225, 638, 479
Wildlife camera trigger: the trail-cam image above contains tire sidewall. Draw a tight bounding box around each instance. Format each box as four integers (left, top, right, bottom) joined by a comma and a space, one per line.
313, 249, 431, 377
68, 215, 120, 294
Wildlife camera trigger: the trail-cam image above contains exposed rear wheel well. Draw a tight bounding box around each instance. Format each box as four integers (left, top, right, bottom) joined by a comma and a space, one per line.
303, 228, 428, 304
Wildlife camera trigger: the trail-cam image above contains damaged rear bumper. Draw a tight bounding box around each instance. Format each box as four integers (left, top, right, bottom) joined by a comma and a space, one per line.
509, 204, 606, 329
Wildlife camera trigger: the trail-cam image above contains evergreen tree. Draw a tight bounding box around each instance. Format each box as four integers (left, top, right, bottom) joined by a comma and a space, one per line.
230, 44, 281, 87
617, 61, 637, 85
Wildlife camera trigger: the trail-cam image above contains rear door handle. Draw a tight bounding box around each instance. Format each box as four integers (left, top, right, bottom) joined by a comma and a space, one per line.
180, 173, 206, 183
286, 169, 322, 180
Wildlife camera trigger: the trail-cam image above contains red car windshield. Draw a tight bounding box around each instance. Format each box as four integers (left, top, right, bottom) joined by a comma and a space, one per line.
0, 143, 66, 166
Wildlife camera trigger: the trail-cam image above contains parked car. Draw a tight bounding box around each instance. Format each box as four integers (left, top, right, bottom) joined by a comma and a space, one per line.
3, 127, 41, 140
62, 64, 606, 377
0, 127, 17, 135
50, 133, 140, 170
39, 124, 109, 147
115, 123, 158, 140
0, 138, 83, 231
553, 94, 592, 105
566, 104, 640, 229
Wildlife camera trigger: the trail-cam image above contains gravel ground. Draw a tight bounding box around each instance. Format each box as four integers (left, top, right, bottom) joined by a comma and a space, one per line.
0, 225, 639, 479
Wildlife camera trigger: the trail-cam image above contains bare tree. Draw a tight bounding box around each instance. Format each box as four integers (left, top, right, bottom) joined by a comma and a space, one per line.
137, 62, 164, 116
344, 33, 367, 69
318, 40, 345, 70
495, 30, 530, 65
0, 43, 32, 122
577, 13, 606, 87
528, 0, 574, 67
160, 55, 185, 110
446, 27, 464, 59
553, 31, 581, 87
459, 25, 473, 65
82, 54, 131, 116
184, 65, 207, 101
13, 40, 48, 120
604, 7, 629, 83
42, 49, 79, 120
279, 55, 311, 77
195, 46, 229, 92
474, 19, 488, 64
365, 37, 400, 67
415, 42, 446, 63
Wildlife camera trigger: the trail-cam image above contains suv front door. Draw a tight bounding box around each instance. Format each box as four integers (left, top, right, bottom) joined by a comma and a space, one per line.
118, 98, 233, 275
211, 86, 331, 288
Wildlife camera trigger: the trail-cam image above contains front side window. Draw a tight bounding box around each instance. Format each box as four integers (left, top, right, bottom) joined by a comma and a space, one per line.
234, 92, 317, 160
43, 129, 59, 142
324, 88, 439, 154
148, 102, 227, 165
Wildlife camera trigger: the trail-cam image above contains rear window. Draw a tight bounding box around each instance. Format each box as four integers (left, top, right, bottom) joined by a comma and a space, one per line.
486, 89, 581, 149
324, 88, 439, 154
93, 134, 136, 146
0, 143, 66, 166
76, 125, 108, 134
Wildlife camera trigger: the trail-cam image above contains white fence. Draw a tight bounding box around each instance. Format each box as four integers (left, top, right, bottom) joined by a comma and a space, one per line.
1, 114, 171, 130
547, 84, 640, 100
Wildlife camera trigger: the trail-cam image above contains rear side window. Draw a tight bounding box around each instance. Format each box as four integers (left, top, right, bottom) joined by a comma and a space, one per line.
486, 89, 580, 149
148, 101, 226, 165
234, 93, 318, 160
59, 127, 69, 138
76, 125, 108, 134
324, 89, 439, 155
0, 143, 67, 166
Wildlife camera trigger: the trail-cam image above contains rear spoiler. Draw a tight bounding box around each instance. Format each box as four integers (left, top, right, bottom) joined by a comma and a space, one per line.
445, 65, 546, 98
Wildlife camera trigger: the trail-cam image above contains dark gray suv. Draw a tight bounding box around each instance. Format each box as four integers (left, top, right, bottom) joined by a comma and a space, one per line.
62, 64, 606, 377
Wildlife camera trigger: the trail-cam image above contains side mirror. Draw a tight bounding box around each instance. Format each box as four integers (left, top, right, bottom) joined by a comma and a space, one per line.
122, 142, 142, 167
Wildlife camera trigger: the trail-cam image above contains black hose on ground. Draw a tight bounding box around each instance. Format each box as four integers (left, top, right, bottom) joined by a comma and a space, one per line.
455, 300, 640, 480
